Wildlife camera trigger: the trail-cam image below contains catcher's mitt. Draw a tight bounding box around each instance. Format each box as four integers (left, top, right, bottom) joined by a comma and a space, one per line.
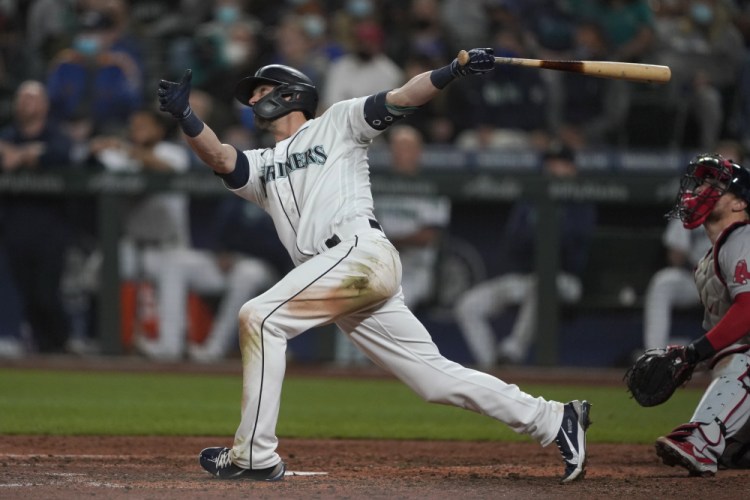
624, 347, 696, 407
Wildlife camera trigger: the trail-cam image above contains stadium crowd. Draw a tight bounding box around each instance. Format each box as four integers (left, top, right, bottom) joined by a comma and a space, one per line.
2, 0, 750, 361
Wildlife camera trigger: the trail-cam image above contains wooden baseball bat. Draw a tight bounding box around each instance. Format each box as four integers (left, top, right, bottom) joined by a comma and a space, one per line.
457, 50, 671, 84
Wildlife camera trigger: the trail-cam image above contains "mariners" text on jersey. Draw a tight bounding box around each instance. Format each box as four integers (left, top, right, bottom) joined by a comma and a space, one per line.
263, 145, 328, 184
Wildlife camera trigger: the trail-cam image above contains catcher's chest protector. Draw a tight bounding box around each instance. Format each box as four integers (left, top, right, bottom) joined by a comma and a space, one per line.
694, 251, 731, 330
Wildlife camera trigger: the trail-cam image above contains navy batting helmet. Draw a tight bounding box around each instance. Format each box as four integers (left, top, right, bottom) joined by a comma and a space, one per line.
234, 64, 318, 120
668, 153, 750, 228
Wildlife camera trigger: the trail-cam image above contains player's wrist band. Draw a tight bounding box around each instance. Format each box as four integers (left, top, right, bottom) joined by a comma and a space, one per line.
689, 336, 716, 363
179, 108, 205, 137
430, 65, 455, 89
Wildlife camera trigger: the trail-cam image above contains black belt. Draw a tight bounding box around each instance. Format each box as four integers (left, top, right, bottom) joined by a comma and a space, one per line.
325, 219, 382, 249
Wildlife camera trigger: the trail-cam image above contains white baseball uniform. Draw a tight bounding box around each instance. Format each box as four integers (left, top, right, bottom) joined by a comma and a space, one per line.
223, 96, 566, 470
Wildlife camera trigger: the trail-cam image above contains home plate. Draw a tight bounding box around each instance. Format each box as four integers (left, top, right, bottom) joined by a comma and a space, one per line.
285, 471, 328, 476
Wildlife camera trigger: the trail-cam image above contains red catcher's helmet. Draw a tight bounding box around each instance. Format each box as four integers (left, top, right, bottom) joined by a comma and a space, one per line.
234, 64, 318, 120
668, 153, 750, 229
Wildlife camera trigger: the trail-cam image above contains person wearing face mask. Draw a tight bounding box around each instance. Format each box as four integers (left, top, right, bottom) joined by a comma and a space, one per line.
46, 7, 143, 134
650, 0, 744, 149
198, 18, 262, 113
320, 19, 403, 110
165, 0, 261, 91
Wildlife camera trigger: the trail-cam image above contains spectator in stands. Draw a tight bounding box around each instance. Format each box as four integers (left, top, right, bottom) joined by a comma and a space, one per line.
0, 3, 33, 123
439, 0, 491, 55
269, 13, 331, 90
46, 6, 144, 134
376, 125, 451, 309
320, 19, 403, 110
24, 0, 78, 79
651, 0, 745, 149
640, 139, 744, 354
398, 54, 456, 144
198, 17, 262, 99
96, 0, 146, 76
130, 0, 210, 40
167, 0, 262, 89
89, 106, 191, 248
0, 81, 74, 355
453, 26, 550, 150
396, 0, 449, 67
551, 21, 631, 149
88, 107, 191, 358
520, 0, 578, 56
0, 246, 24, 359
454, 143, 597, 367
143, 197, 287, 362
568, 0, 657, 63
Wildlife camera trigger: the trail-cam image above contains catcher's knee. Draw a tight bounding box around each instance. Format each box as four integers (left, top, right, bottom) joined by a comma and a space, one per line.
710, 350, 750, 382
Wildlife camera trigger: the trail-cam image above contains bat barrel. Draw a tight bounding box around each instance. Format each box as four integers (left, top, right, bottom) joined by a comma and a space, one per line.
457, 50, 671, 84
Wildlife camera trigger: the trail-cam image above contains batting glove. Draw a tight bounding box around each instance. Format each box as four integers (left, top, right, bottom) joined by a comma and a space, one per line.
430, 48, 495, 89
452, 48, 495, 77
158, 69, 204, 137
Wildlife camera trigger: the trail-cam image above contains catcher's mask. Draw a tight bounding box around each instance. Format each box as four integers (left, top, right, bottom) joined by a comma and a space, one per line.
667, 153, 750, 229
234, 64, 318, 121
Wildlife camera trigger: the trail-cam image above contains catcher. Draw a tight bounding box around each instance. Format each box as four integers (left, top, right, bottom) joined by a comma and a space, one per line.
625, 153, 750, 476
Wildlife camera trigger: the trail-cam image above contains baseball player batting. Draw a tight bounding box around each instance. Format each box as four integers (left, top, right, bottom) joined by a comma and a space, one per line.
643, 154, 750, 475
157, 47, 591, 483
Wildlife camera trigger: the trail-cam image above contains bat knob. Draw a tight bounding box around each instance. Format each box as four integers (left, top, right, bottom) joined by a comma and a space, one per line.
457, 50, 469, 66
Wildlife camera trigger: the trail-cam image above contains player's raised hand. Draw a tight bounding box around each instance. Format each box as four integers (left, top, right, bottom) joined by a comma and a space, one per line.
453, 48, 495, 77
158, 69, 194, 120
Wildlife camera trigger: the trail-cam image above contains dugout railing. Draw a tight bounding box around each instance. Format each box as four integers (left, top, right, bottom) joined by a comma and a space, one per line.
0, 147, 695, 365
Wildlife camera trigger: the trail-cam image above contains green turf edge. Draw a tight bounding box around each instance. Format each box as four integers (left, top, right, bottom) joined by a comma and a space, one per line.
0, 369, 700, 443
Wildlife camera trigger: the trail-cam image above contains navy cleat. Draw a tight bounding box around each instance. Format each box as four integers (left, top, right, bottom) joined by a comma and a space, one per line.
554, 400, 591, 484
199, 447, 286, 481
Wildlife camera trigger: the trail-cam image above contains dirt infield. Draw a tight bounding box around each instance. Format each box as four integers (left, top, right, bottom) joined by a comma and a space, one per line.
1, 435, 748, 499
1, 357, 746, 498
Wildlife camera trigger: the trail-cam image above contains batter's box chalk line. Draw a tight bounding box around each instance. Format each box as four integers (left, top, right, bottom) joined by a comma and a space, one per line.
285, 471, 329, 476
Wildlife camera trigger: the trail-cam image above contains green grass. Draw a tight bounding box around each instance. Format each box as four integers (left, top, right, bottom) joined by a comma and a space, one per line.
0, 368, 701, 443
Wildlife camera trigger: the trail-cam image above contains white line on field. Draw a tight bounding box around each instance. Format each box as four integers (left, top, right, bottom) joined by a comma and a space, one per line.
0, 454, 195, 460
1, 454, 329, 477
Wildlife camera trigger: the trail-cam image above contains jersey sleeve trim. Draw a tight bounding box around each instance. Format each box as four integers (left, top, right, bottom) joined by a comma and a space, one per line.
364, 90, 411, 131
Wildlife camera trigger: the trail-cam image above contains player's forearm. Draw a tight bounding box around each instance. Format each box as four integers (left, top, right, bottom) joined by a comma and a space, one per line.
388, 49, 495, 108
702, 292, 750, 353
387, 71, 441, 108
184, 125, 237, 174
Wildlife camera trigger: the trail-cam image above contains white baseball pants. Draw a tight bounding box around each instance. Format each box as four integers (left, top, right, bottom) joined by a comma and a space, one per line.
228, 228, 564, 469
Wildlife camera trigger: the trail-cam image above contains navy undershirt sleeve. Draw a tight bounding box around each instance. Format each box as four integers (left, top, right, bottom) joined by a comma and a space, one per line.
214, 147, 250, 188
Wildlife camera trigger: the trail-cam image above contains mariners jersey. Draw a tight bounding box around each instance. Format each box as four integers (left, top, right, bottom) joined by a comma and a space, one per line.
229, 97, 381, 266
694, 223, 750, 331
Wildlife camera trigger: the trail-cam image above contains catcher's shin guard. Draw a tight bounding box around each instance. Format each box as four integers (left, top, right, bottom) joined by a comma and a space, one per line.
678, 350, 750, 466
